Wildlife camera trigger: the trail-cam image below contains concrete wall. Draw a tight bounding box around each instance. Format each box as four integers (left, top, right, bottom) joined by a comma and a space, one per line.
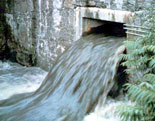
3, 0, 154, 70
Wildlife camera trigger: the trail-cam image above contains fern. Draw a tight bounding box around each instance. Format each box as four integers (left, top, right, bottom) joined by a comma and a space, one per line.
116, 4, 155, 121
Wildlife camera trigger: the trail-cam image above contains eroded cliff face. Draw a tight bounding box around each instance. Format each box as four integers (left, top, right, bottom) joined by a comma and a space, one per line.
2, 0, 154, 70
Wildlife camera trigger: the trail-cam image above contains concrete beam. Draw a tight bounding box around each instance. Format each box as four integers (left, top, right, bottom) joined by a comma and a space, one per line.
75, 7, 134, 41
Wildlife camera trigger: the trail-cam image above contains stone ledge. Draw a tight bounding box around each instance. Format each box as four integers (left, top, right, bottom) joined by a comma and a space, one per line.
75, 7, 135, 40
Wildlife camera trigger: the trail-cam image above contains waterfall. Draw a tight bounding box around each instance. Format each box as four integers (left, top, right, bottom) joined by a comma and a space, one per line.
0, 33, 126, 121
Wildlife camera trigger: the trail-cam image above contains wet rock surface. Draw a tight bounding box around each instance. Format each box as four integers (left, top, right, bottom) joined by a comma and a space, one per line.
0, 25, 6, 57
0, 1, 7, 59
0, 0, 36, 66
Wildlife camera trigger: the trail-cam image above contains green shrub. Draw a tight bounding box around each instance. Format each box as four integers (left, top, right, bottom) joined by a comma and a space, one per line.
116, 5, 155, 121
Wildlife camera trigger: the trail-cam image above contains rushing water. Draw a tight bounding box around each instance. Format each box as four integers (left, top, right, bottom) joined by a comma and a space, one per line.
85, 96, 135, 121
0, 62, 129, 121
0, 61, 47, 100
0, 33, 126, 121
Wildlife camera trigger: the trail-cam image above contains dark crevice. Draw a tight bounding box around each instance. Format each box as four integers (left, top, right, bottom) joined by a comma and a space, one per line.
108, 50, 128, 98
108, 62, 128, 98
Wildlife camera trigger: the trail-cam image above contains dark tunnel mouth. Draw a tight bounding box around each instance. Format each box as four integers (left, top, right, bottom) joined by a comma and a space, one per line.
83, 19, 127, 37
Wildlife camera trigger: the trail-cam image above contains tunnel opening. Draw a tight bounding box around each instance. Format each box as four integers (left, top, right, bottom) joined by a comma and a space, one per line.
82, 18, 127, 37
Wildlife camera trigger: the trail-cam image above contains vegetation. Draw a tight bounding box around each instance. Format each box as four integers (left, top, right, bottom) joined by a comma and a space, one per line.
116, 5, 155, 121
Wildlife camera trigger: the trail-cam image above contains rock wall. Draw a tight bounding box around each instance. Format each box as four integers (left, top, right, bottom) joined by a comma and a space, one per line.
1, 0, 37, 66
0, 0, 7, 59
75, 0, 153, 11
4, 0, 76, 70
0, 14, 6, 58
35, 0, 75, 70
0, 0, 17, 61
2, 0, 154, 70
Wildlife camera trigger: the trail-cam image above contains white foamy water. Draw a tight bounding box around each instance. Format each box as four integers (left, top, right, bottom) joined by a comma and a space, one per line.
0, 61, 47, 100
0, 61, 132, 121
84, 97, 133, 121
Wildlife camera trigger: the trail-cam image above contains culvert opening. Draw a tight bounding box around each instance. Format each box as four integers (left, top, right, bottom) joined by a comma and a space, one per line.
82, 18, 127, 37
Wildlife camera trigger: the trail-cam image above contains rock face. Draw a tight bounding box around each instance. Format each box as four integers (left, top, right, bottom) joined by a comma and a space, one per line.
0, 1, 6, 58
0, 0, 36, 65
4, 0, 76, 70
0, 20, 6, 57
1, 0, 154, 70
75, 0, 154, 11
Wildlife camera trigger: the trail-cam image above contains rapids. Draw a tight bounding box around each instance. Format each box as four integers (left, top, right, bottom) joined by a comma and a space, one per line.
0, 61, 47, 100
0, 33, 126, 121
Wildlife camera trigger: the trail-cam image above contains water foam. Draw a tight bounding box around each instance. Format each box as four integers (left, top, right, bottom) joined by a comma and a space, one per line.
84, 97, 134, 121
0, 61, 47, 100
